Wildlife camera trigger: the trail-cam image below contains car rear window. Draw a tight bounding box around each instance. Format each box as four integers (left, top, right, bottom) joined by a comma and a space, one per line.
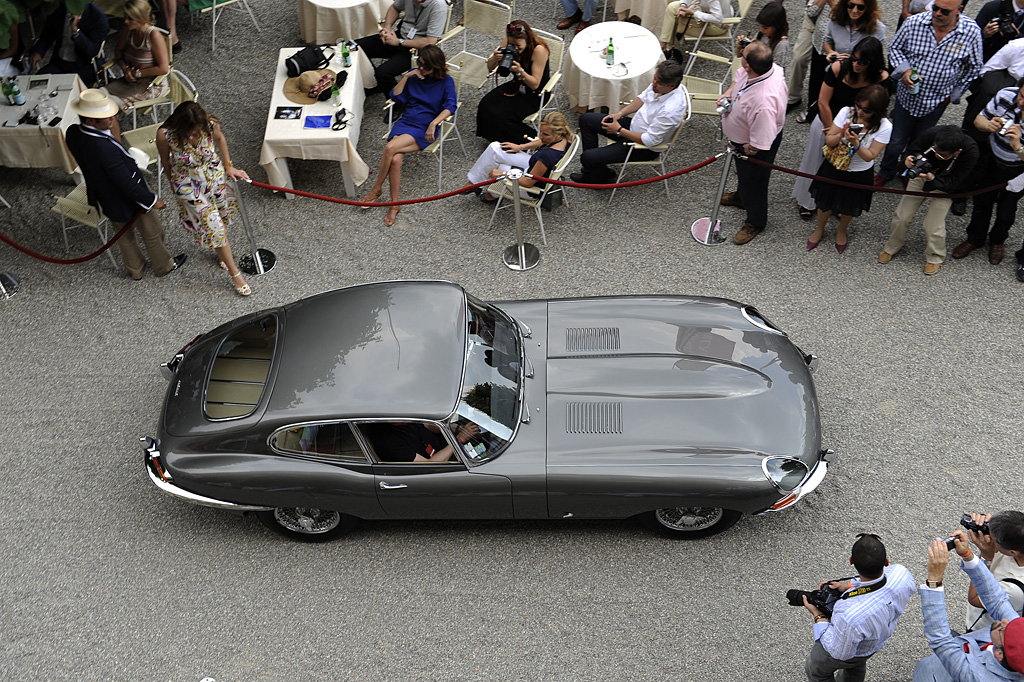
205, 315, 276, 420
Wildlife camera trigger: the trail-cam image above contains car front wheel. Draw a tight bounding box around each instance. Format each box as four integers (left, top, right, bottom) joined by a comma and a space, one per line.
256, 508, 360, 542
640, 507, 741, 539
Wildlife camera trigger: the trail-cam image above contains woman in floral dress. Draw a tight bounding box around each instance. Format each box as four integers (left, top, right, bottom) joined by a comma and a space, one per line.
156, 101, 252, 295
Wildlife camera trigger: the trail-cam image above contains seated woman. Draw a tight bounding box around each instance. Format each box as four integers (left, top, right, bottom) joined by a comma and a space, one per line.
736, 3, 789, 71
360, 44, 457, 227
476, 20, 550, 144
463, 111, 573, 202
103, 0, 169, 111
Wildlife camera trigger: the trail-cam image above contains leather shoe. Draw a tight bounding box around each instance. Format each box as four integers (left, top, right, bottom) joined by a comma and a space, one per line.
951, 241, 976, 259
575, 19, 591, 33
873, 173, 889, 188
557, 11, 581, 30
924, 262, 941, 275
569, 172, 587, 183
989, 243, 1005, 265
720, 191, 744, 208
950, 197, 967, 216
786, 99, 803, 113
1016, 263, 1024, 283
878, 251, 892, 264
733, 222, 762, 245
170, 253, 187, 271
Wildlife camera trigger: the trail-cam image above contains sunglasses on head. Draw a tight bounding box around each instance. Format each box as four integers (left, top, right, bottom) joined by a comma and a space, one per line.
932, 5, 954, 14
507, 22, 526, 35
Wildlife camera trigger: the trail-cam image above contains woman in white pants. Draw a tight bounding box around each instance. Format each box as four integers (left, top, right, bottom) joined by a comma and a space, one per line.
464, 111, 573, 202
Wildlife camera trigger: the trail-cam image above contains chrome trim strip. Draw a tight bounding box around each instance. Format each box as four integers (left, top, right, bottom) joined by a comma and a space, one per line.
141, 440, 271, 512
758, 457, 830, 515
741, 306, 786, 335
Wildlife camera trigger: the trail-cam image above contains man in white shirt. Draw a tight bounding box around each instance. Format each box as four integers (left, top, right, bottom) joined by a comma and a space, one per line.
964, 511, 1024, 633
962, 36, 1024, 141
569, 60, 688, 184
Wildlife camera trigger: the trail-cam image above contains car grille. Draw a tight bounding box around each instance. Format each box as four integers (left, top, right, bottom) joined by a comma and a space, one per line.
565, 402, 623, 434
565, 327, 620, 352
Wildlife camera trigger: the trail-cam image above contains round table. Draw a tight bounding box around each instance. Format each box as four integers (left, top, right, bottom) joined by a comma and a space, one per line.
298, 0, 392, 44
564, 22, 663, 112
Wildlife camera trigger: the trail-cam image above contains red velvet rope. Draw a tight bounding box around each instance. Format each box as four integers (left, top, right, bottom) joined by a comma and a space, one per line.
0, 210, 141, 265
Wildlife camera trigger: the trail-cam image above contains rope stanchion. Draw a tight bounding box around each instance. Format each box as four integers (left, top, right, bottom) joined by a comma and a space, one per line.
500, 169, 540, 272
247, 179, 496, 206
691, 150, 730, 246
0, 210, 141, 265
231, 179, 276, 276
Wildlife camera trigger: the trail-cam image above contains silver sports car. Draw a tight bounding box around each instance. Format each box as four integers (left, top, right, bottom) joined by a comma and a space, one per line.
143, 280, 831, 542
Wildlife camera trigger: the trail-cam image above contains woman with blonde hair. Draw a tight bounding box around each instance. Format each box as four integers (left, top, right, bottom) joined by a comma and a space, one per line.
104, 0, 169, 110
463, 111, 573, 202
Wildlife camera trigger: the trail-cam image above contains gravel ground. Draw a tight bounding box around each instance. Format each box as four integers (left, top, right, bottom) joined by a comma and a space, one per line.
1, 0, 1023, 680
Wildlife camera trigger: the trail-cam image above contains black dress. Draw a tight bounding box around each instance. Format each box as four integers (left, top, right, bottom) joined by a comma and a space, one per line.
475, 46, 550, 143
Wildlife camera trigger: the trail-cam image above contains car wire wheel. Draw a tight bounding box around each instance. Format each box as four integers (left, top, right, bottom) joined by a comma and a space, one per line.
255, 508, 360, 542
641, 507, 741, 539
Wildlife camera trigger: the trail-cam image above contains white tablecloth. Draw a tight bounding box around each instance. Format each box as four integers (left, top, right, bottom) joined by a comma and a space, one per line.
260, 48, 371, 197
0, 74, 83, 174
299, 0, 393, 44
565, 22, 662, 112
614, 0, 671, 35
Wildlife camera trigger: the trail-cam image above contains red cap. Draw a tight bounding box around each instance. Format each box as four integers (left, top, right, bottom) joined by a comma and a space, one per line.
1003, 618, 1024, 672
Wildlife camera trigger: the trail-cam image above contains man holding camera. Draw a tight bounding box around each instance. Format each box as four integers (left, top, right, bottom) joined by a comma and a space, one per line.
355, 0, 447, 95
801, 533, 915, 682
975, 0, 1024, 60
914, 530, 1024, 681
951, 84, 1024, 268
568, 60, 687, 186
879, 126, 979, 275
963, 512, 1024, 633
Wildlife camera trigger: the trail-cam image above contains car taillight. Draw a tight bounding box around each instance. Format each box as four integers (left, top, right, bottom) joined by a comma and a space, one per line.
141, 436, 173, 482
762, 457, 809, 491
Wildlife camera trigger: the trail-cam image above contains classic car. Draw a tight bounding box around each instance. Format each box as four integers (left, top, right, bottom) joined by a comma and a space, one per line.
142, 280, 831, 542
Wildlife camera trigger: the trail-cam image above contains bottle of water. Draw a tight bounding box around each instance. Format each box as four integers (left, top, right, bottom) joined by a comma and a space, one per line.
9, 78, 24, 105
341, 41, 351, 68
605, 37, 615, 66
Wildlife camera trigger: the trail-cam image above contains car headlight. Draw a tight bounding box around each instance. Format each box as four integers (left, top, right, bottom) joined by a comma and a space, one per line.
762, 457, 809, 492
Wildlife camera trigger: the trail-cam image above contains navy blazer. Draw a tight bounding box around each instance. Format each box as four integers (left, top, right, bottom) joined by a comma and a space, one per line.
65, 124, 157, 223
32, 3, 108, 84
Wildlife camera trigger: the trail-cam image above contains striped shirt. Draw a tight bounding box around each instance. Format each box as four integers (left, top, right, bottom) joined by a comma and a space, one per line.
813, 564, 916, 661
888, 12, 983, 116
982, 87, 1024, 166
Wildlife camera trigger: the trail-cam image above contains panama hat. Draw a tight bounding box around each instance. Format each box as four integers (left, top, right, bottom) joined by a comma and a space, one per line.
70, 89, 120, 119
283, 69, 335, 105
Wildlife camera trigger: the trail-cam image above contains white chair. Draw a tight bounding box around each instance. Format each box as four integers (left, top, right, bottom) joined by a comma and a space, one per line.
439, 0, 512, 90
486, 133, 581, 245
190, 0, 261, 51
122, 123, 163, 199
382, 61, 466, 190
51, 182, 117, 266
522, 28, 564, 133
680, 0, 750, 75
681, 73, 723, 117
607, 85, 692, 204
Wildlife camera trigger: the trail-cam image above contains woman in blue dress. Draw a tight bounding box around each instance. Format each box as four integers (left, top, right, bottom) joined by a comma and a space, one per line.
360, 44, 457, 226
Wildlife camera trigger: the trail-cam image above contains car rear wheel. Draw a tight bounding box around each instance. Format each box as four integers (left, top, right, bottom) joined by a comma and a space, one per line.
640, 507, 741, 539
256, 508, 360, 542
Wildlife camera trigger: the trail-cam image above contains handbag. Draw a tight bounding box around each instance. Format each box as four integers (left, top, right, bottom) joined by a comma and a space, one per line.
285, 44, 335, 78
822, 142, 854, 172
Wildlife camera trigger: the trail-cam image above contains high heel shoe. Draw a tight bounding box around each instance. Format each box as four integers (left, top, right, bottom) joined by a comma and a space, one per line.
360, 188, 382, 209
230, 271, 252, 296
807, 239, 820, 251
384, 206, 401, 226
835, 240, 848, 254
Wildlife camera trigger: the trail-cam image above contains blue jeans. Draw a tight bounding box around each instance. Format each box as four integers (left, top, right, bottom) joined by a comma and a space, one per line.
561, 0, 599, 21
878, 99, 948, 180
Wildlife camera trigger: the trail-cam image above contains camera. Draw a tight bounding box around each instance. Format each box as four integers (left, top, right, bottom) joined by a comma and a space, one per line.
496, 45, 518, 78
738, 37, 751, 50
828, 53, 840, 63
998, 0, 1020, 38
961, 513, 991, 535
786, 583, 844, 618
716, 97, 733, 115
849, 123, 864, 132
998, 117, 1016, 136
904, 155, 935, 179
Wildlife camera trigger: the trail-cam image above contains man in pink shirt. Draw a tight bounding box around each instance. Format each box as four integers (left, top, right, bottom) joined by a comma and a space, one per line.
719, 41, 788, 245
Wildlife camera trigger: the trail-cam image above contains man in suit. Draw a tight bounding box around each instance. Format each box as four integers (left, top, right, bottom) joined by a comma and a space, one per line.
28, 2, 108, 85
65, 89, 186, 280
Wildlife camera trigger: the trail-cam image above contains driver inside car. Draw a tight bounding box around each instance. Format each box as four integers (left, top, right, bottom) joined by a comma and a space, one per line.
367, 421, 479, 463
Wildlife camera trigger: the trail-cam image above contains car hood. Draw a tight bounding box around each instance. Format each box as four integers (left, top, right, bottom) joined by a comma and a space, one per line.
543, 297, 820, 465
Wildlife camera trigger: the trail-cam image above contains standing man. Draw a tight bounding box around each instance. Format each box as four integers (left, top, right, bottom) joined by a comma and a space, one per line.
557, 0, 599, 34
879, 126, 979, 275
28, 1, 107, 85
718, 41, 787, 245
568, 60, 688, 185
914, 532, 1024, 682
355, 0, 446, 95
875, 0, 983, 187
65, 89, 186, 280
802, 533, 916, 682
952, 83, 1024, 265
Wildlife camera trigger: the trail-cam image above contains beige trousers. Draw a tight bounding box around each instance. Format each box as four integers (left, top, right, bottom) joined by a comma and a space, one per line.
882, 176, 951, 264
660, 2, 727, 45
113, 210, 174, 279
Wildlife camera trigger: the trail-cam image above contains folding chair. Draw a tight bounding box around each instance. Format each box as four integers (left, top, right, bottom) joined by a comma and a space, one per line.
486, 133, 581, 245
522, 29, 564, 134
189, 0, 261, 51
439, 0, 512, 90
681, 74, 723, 117
382, 61, 466, 190
99, 28, 174, 129
685, 49, 740, 87
122, 123, 164, 198
679, 0, 750, 75
51, 181, 118, 266
607, 85, 692, 204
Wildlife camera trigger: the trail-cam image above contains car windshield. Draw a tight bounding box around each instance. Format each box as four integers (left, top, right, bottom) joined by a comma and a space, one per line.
455, 297, 522, 462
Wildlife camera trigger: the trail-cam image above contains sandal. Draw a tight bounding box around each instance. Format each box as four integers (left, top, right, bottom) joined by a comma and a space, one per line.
384, 207, 400, 226
218, 260, 228, 270
798, 207, 813, 220
230, 271, 252, 296
796, 111, 811, 124
360, 188, 382, 209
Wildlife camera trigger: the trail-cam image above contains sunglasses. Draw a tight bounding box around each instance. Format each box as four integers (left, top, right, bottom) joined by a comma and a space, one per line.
847, 3, 865, 9
853, 56, 871, 65
507, 23, 526, 35
932, 6, 954, 14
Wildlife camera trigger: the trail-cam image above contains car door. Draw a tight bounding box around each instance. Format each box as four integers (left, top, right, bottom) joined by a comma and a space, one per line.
354, 421, 514, 519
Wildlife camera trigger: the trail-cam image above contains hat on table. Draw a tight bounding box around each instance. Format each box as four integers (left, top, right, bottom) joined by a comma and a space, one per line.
70, 89, 120, 119
283, 69, 336, 105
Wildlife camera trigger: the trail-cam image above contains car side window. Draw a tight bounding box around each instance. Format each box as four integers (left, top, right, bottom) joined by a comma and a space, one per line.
271, 422, 367, 462
354, 421, 457, 464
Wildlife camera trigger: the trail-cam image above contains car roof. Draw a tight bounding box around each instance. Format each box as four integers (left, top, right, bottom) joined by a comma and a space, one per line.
264, 281, 468, 423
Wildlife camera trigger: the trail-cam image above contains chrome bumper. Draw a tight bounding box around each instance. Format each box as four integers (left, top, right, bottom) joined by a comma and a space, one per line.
141, 437, 272, 512
759, 449, 833, 515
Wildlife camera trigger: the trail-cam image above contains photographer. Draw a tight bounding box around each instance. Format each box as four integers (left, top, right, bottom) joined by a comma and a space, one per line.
801, 533, 915, 682
914, 532, 1024, 681
974, 0, 1024, 61
475, 20, 550, 144
879, 126, 979, 275
963, 511, 1024, 633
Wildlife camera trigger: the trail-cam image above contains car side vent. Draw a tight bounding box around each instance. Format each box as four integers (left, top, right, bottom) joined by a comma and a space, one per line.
565, 327, 620, 352
566, 402, 623, 434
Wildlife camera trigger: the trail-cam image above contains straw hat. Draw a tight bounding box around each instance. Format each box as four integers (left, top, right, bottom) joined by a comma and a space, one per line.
283, 69, 336, 105
70, 88, 120, 119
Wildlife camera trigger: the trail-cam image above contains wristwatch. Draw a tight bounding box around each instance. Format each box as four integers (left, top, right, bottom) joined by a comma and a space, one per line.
398, 37, 405, 46
926, 579, 943, 588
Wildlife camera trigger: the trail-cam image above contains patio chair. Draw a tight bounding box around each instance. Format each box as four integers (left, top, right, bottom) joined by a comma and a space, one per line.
188, 0, 261, 52
522, 29, 565, 134
439, 0, 512, 90
51, 181, 117, 266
